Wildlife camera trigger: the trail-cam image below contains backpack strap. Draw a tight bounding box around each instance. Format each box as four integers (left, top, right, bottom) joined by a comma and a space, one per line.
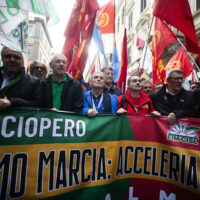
84, 95, 92, 109
120, 95, 127, 109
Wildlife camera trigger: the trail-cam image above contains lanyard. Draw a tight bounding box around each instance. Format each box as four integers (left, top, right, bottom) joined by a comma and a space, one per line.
92, 93, 103, 112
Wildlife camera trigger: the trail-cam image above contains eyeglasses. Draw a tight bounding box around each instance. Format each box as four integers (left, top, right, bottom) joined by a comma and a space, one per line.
33, 66, 46, 71
4, 54, 21, 60
170, 77, 184, 81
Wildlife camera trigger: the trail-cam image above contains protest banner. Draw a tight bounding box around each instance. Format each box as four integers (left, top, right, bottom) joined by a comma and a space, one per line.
0, 109, 200, 199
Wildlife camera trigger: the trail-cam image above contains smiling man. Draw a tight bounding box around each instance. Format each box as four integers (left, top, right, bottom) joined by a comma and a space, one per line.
41, 53, 83, 112
30, 61, 47, 79
82, 71, 118, 117
0, 47, 41, 109
150, 68, 194, 124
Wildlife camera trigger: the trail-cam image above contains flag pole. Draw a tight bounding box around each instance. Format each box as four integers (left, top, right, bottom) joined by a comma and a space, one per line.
177, 38, 200, 73
19, 22, 24, 50
97, 51, 101, 70
140, 16, 154, 71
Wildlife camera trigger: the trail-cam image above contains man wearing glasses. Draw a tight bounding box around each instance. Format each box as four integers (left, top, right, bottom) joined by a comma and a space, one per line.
117, 75, 156, 115
40, 53, 83, 112
150, 68, 194, 124
30, 61, 47, 79
0, 47, 41, 109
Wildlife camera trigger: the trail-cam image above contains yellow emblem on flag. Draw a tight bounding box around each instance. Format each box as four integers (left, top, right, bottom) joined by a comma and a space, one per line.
99, 12, 109, 28
166, 60, 181, 72
153, 30, 161, 47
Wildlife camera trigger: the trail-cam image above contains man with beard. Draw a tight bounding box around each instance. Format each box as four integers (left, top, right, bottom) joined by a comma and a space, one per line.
150, 68, 194, 124
117, 75, 156, 114
0, 47, 40, 109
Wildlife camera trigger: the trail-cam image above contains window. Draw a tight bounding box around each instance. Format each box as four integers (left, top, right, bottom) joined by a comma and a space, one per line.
127, 46, 132, 65
128, 12, 133, 30
28, 45, 33, 58
141, 0, 147, 13
28, 25, 35, 37
196, 0, 200, 11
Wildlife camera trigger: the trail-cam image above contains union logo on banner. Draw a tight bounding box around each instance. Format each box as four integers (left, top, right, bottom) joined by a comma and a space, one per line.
167, 122, 200, 145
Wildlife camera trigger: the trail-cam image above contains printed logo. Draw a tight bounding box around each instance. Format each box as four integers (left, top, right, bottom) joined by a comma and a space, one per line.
167, 122, 199, 145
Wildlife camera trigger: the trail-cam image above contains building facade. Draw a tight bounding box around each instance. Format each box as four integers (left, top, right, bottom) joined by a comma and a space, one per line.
115, 0, 200, 78
27, 16, 52, 69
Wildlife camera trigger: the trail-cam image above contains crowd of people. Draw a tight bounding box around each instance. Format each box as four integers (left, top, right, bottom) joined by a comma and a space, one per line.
0, 47, 200, 124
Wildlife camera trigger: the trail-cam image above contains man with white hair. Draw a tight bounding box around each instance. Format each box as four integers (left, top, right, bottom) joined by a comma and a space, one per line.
150, 68, 194, 124
40, 53, 83, 112
82, 71, 118, 117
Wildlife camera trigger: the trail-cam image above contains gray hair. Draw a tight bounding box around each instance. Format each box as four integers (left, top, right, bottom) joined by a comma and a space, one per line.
142, 80, 152, 85
166, 68, 183, 80
127, 75, 138, 85
90, 71, 105, 81
50, 53, 66, 63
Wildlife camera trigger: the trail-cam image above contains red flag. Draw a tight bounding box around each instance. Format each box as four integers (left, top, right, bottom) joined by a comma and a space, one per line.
153, 0, 200, 54
165, 47, 194, 77
97, 0, 115, 34
70, 12, 96, 81
90, 65, 95, 75
152, 18, 177, 85
62, 0, 99, 70
117, 28, 127, 93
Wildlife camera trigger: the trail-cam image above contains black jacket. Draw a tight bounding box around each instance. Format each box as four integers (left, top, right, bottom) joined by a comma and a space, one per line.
150, 84, 194, 118
103, 84, 122, 96
0, 67, 41, 107
41, 74, 83, 112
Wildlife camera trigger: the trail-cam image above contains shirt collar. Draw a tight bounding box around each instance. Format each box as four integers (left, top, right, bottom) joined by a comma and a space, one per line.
52, 75, 68, 83
166, 86, 180, 96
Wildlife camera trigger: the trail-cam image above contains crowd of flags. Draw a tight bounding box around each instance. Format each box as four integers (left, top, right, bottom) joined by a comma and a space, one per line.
61, 0, 200, 91
0, 0, 200, 91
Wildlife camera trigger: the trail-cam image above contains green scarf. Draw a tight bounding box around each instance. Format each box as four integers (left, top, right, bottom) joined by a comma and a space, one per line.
0, 73, 23, 98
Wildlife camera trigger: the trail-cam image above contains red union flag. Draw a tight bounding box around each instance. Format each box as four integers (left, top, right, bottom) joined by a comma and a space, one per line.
62, 0, 99, 70
117, 28, 127, 93
152, 18, 177, 85
153, 0, 200, 54
97, 0, 115, 34
166, 46, 194, 77
70, 12, 96, 80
